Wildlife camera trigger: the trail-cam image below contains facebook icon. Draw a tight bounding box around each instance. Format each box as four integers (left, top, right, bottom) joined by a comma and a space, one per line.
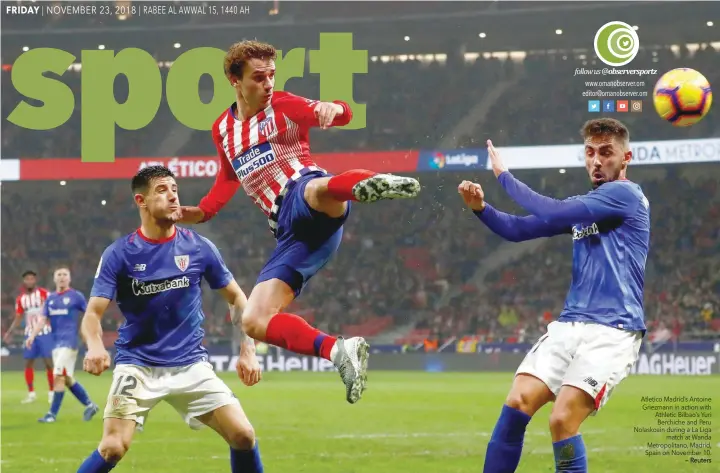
603, 100, 615, 112
588, 100, 600, 112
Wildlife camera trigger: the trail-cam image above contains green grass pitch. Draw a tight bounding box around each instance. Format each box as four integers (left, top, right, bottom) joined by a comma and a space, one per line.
2, 371, 718, 472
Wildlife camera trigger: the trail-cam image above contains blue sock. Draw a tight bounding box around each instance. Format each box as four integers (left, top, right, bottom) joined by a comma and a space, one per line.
49, 391, 65, 417
69, 381, 93, 406
313, 334, 327, 357
77, 449, 116, 473
230, 441, 264, 473
483, 405, 532, 473
553, 435, 587, 472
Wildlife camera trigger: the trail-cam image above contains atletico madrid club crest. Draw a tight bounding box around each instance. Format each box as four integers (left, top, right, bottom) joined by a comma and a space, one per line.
174, 255, 189, 272
258, 117, 276, 137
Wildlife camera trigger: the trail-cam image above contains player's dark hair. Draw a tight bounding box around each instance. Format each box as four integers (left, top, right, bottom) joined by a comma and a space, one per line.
22, 270, 37, 278
224, 40, 277, 80
581, 118, 630, 145
54, 264, 71, 273
131, 165, 176, 195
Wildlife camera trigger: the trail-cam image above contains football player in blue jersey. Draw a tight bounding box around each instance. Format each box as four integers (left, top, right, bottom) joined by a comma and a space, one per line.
76, 166, 264, 473
459, 118, 649, 473
28, 266, 99, 423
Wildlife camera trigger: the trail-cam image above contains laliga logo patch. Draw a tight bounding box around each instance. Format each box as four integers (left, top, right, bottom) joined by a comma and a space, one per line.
431, 153, 446, 169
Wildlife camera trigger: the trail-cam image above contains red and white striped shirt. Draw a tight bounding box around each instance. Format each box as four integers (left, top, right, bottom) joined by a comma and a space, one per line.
15, 287, 50, 337
198, 91, 352, 231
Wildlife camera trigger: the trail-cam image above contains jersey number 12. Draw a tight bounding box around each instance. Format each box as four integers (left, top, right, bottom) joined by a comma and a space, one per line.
112, 374, 138, 396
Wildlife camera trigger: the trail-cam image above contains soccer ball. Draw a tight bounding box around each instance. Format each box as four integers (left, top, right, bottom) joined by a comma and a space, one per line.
653, 68, 712, 127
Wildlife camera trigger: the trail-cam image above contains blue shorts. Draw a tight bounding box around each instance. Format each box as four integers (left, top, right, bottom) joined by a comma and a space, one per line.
23, 334, 54, 360
257, 172, 351, 297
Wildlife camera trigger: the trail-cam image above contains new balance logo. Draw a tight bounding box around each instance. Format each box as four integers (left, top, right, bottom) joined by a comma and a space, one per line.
134, 264, 146, 272
583, 377, 598, 387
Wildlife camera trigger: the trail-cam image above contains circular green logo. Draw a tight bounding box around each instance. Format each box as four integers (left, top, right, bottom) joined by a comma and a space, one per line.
594, 21, 639, 67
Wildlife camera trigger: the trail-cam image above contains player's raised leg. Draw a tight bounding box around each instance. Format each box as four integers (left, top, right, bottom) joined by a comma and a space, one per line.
242, 278, 369, 404
483, 374, 554, 473
197, 404, 264, 472
77, 418, 135, 473
306, 170, 420, 212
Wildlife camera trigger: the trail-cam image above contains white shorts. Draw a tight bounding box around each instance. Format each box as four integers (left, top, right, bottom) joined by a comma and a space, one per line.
103, 361, 240, 430
52, 347, 79, 377
517, 321, 642, 413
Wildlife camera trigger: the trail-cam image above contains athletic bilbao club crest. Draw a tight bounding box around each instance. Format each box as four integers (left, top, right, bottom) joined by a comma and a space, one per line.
174, 255, 189, 272
258, 117, 276, 137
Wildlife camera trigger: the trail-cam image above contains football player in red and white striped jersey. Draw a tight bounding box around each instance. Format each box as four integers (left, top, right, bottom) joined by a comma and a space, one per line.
178, 40, 421, 404
3, 270, 55, 404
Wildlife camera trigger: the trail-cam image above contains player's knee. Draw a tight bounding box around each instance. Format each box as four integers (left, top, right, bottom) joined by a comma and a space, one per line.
226, 423, 256, 450
549, 406, 577, 437
54, 375, 66, 389
506, 390, 542, 416
240, 310, 265, 339
241, 304, 277, 339
98, 435, 130, 463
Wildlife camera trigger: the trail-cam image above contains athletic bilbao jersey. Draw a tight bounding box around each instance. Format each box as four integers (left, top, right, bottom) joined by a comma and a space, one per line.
198, 91, 353, 230
496, 173, 650, 333
559, 180, 650, 332
16, 288, 50, 337
90, 227, 234, 367
44, 288, 87, 349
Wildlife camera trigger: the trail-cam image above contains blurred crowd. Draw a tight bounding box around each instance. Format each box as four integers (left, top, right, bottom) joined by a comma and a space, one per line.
2, 42, 719, 347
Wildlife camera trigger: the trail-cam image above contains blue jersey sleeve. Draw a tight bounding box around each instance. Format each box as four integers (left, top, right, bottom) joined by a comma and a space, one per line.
576, 181, 640, 221
474, 204, 570, 242
498, 172, 637, 226
200, 236, 234, 290
42, 297, 50, 317
90, 243, 124, 300
76, 291, 88, 313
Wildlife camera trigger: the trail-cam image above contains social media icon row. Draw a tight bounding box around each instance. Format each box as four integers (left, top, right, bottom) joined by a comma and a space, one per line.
588, 100, 642, 113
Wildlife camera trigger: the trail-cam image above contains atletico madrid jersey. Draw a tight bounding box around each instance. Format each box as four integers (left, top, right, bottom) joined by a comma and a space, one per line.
198, 91, 353, 226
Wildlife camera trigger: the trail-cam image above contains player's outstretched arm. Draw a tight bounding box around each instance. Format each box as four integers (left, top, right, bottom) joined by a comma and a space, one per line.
283, 92, 353, 129
458, 180, 569, 241
80, 297, 112, 376
218, 280, 262, 387
487, 140, 638, 225
177, 133, 241, 224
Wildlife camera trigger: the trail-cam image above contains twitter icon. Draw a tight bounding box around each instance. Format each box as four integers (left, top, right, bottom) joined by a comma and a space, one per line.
588, 100, 600, 112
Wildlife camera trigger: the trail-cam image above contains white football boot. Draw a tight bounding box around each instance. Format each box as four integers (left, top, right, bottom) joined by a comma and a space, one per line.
331, 336, 370, 404
351, 174, 420, 203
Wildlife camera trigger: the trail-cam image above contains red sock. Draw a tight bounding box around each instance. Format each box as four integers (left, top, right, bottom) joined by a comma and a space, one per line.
24, 367, 34, 392
327, 169, 377, 202
265, 313, 337, 360
46, 368, 54, 390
